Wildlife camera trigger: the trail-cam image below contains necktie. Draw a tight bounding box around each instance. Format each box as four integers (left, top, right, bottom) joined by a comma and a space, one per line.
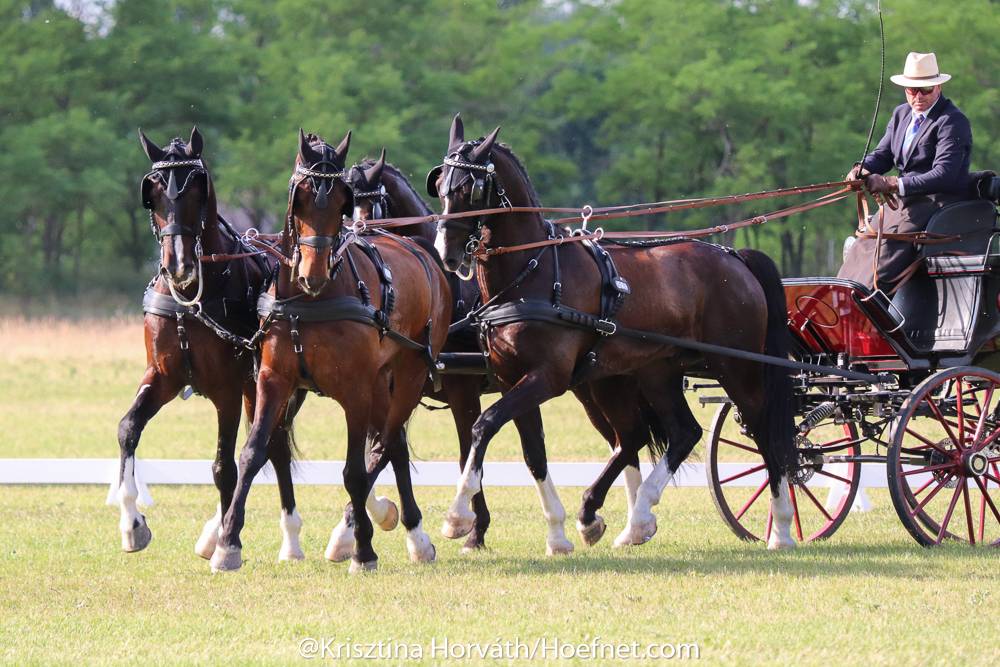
902, 114, 925, 155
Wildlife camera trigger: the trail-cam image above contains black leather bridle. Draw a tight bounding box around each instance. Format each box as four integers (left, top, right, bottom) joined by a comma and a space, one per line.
285, 146, 353, 278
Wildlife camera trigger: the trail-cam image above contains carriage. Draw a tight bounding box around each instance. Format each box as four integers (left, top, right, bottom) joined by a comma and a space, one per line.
702, 177, 1000, 546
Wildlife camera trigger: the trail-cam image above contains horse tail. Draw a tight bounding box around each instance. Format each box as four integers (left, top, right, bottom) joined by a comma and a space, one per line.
736, 248, 796, 477
639, 397, 670, 462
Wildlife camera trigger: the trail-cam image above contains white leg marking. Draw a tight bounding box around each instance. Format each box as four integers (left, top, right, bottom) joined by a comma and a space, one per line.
615, 457, 670, 547
442, 460, 480, 539
366, 490, 399, 531
405, 520, 437, 563
194, 504, 222, 559
278, 508, 305, 561
623, 464, 642, 521
325, 509, 355, 562
768, 474, 797, 550
118, 456, 151, 552
536, 474, 574, 555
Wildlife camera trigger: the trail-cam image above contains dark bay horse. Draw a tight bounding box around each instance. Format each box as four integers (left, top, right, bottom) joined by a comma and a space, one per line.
431, 115, 798, 550
209, 131, 451, 572
323, 150, 508, 555
116, 128, 304, 562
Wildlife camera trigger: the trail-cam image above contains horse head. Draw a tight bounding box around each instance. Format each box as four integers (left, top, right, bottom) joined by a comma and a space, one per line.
428, 114, 502, 275
287, 129, 353, 296
345, 148, 388, 224
139, 127, 211, 290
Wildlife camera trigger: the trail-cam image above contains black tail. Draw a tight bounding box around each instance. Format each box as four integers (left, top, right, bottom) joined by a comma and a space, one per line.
737, 249, 796, 477
639, 397, 670, 461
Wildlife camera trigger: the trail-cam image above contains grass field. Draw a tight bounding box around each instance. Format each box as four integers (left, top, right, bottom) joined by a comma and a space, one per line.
3, 317, 1000, 665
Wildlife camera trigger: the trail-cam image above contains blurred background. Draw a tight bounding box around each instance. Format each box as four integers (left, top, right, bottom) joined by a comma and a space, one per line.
1, 0, 997, 311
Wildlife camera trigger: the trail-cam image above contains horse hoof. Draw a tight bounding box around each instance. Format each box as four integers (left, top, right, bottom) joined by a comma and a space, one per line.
375, 499, 399, 532
408, 541, 436, 564
210, 545, 243, 573
767, 535, 797, 551
194, 522, 220, 560
461, 533, 486, 554
441, 511, 476, 539
577, 516, 607, 547
122, 517, 152, 553
325, 527, 354, 563
546, 538, 575, 556
613, 515, 657, 548
348, 558, 378, 574
278, 545, 305, 562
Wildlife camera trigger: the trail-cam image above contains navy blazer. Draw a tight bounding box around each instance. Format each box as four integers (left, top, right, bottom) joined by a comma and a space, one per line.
861, 96, 972, 198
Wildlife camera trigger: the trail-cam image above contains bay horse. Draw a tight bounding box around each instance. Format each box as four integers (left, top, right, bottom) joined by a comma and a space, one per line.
322, 150, 505, 556
115, 128, 305, 563
431, 115, 798, 551
209, 131, 451, 572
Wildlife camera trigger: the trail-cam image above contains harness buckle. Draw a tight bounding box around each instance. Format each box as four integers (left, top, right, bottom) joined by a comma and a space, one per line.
596, 319, 617, 336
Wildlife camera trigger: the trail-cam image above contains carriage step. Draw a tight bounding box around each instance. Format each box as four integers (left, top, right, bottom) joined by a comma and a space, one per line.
435, 352, 490, 375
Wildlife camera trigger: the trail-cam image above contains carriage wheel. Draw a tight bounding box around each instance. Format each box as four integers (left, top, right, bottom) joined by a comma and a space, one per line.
706, 401, 861, 543
887, 367, 1000, 547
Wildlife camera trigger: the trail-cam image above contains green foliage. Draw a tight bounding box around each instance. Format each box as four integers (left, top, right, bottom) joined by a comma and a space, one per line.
0, 0, 997, 298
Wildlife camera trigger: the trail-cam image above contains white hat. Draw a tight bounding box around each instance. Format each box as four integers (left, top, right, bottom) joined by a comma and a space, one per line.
890, 52, 951, 87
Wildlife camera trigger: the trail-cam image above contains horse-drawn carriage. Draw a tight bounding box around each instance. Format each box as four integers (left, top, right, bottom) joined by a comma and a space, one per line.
704, 178, 1000, 546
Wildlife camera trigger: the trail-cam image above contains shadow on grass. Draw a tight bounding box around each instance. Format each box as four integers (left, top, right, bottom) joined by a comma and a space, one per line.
446, 540, 999, 579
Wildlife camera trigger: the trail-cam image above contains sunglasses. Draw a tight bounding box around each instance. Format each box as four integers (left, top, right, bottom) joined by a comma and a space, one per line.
905, 86, 935, 95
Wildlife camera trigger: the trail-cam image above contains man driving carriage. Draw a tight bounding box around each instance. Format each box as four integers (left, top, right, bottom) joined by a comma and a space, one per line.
838, 52, 973, 291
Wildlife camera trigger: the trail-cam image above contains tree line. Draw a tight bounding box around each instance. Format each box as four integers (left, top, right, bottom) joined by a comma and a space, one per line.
1, 0, 997, 299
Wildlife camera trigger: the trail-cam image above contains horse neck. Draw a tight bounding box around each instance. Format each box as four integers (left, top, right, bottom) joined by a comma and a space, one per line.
381, 165, 435, 242
477, 153, 551, 298
198, 186, 226, 253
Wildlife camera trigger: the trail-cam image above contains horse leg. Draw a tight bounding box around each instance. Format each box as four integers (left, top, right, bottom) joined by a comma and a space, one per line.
444, 372, 561, 542
324, 443, 397, 562
573, 379, 646, 547
342, 399, 379, 573
575, 383, 643, 529
716, 358, 796, 550
193, 388, 242, 559
383, 427, 436, 563
442, 376, 490, 552
210, 372, 293, 572
116, 368, 181, 552
617, 372, 702, 547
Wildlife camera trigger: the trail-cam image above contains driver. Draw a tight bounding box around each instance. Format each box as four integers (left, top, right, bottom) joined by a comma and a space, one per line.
838, 52, 973, 291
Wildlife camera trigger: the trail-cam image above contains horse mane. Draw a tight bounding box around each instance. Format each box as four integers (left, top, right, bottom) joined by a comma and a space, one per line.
490, 142, 542, 208
358, 159, 432, 216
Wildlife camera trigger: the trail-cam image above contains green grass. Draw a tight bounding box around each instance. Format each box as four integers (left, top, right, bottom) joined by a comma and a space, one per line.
5, 318, 1000, 665
2, 485, 999, 666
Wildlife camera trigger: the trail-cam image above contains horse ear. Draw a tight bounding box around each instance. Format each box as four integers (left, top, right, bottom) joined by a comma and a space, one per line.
334, 130, 352, 164
298, 128, 319, 164
138, 129, 166, 163
448, 113, 465, 152
186, 126, 203, 157
469, 126, 501, 163
364, 148, 386, 184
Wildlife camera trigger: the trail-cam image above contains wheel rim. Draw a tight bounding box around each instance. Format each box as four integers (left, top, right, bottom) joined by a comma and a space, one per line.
707, 401, 861, 543
888, 368, 1000, 546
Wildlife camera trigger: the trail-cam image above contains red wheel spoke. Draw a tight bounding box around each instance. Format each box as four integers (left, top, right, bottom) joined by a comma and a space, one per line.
788, 485, 803, 542
973, 385, 995, 443
972, 475, 1000, 526
979, 490, 986, 543
962, 483, 975, 544
901, 461, 956, 477
718, 437, 760, 455
765, 508, 773, 542
816, 468, 853, 485
956, 380, 967, 446
797, 482, 834, 522
985, 472, 1000, 486
720, 463, 767, 485
925, 396, 963, 451
735, 479, 770, 521
904, 428, 953, 457
912, 474, 938, 498
909, 473, 953, 518
935, 483, 964, 544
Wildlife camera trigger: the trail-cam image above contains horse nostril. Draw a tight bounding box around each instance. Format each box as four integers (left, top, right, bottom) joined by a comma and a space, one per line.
444, 258, 460, 272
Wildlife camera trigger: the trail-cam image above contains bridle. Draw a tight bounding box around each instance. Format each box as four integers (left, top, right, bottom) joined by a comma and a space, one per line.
427, 140, 512, 280
348, 165, 389, 224
141, 155, 210, 306
284, 146, 353, 282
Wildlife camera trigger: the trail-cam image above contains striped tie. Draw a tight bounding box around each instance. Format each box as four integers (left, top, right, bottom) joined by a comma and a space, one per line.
902, 114, 925, 155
